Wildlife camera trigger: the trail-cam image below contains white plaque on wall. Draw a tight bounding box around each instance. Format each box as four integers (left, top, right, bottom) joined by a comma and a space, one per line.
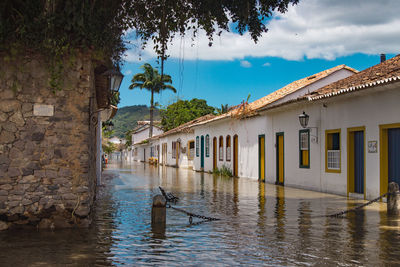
33, 104, 54, 117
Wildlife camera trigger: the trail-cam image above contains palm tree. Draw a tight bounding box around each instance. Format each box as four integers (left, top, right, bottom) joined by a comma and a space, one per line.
216, 104, 229, 115
129, 63, 176, 137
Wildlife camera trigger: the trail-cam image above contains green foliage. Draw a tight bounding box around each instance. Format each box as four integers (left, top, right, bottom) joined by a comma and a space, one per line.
216, 104, 229, 115
130, 63, 176, 137
0, 0, 127, 62
161, 98, 215, 131
1, 0, 298, 66
111, 105, 160, 138
213, 165, 233, 177
102, 141, 116, 155
125, 130, 132, 147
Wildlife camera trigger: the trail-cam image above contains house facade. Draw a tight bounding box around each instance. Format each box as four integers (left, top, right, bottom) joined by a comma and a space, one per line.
192, 65, 357, 177
192, 55, 400, 199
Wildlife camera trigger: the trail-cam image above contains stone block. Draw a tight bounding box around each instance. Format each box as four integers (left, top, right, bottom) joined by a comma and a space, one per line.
0, 178, 13, 185
0, 100, 20, 113
8, 201, 20, 208
58, 168, 72, 177
53, 178, 69, 185
31, 132, 45, 141
45, 170, 58, 179
10, 206, 24, 214
19, 175, 37, 184
0, 184, 12, 191
34, 170, 46, 178
21, 199, 32, 206
47, 185, 59, 191
21, 103, 33, 113
9, 147, 22, 159
0, 190, 8, 196
13, 140, 25, 150
0, 130, 15, 144
0, 112, 8, 122
62, 193, 77, 200
2, 122, 17, 133
7, 167, 21, 177
0, 155, 10, 165
74, 205, 90, 217
9, 111, 25, 127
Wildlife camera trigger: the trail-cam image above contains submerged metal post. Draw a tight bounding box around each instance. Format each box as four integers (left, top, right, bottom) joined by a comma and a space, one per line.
151, 195, 166, 227
387, 182, 400, 216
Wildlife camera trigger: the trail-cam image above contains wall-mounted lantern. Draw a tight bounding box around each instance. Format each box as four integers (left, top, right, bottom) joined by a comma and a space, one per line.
102, 68, 124, 95
298, 111, 310, 128
298, 111, 318, 143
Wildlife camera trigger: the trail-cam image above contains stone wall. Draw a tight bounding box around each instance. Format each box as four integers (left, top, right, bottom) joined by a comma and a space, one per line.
0, 52, 99, 229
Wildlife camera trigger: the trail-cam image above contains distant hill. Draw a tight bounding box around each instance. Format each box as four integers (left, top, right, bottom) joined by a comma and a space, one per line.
111, 105, 160, 138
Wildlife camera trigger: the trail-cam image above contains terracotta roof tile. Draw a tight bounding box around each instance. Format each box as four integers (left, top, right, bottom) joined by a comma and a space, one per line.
154, 114, 216, 139
246, 64, 357, 111
307, 54, 400, 100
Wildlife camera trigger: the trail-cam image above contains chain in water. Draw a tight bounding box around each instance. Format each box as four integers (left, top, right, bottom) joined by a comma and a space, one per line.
321, 192, 389, 218
159, 187, 220, 223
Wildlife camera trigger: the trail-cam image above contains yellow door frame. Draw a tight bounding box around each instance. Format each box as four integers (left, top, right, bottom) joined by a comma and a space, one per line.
259, 135, 265, 182
347, 126, 366, 199
379, 123, 400, 195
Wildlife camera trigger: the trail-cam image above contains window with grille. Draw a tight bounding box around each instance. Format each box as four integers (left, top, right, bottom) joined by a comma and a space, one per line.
219, 136, 224, 161
226, 135, 231, 161
299, 130, 309, 168
326, 130, 341, 172
205, 135, 210, 157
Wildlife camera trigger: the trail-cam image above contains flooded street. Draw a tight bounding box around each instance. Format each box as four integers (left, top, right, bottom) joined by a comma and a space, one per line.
1, 161, 400, 266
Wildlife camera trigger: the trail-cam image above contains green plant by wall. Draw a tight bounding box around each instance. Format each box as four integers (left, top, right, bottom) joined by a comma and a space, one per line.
213, 165, 233, 177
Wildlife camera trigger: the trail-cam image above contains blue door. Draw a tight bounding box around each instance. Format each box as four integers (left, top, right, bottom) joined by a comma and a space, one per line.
388, 128, 400, 184
201, 136, 205, 169
354, 131, 364, 194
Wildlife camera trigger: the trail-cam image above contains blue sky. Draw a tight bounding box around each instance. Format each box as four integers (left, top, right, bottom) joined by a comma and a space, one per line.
118, 0, 400, 109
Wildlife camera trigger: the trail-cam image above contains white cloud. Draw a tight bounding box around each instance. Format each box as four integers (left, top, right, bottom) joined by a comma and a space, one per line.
124, 70, 132, 75
262, 62, 271, 67
240, 60, 252, 68
125, 0, 400, 62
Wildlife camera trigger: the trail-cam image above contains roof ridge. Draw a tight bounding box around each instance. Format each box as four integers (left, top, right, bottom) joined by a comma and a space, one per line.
305, 54, 400, 101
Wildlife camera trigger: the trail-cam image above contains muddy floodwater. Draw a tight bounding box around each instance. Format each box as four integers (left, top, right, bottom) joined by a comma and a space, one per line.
1, 161, 400, 266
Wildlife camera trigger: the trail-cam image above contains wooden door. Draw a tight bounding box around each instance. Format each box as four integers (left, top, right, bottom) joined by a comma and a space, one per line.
213, 137, 217, 170
276, 133, 284, 185
259, 135, 265, 182
233, 135, 238, 177
176, 142, 180, 166
201, 136, 205, 169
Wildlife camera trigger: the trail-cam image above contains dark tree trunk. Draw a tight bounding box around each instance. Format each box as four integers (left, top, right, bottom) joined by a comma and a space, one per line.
149, 89, 154, 137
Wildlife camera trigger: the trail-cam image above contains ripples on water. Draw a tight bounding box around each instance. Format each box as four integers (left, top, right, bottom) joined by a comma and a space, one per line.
1, 161, 400, 266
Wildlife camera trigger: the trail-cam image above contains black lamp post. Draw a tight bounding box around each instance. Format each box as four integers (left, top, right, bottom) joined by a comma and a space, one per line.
299, 111, 309, 128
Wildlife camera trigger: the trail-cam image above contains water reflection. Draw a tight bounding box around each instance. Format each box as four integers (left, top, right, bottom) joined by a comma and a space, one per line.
0, 161, 399, 266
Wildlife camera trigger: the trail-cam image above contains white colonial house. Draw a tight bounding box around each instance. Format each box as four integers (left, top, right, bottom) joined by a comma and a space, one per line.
156, 115, 215, 168
192, 64, 357, 177
132, 121, 163, 145
130, 120, 163, 162
192, 55, 400, 200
